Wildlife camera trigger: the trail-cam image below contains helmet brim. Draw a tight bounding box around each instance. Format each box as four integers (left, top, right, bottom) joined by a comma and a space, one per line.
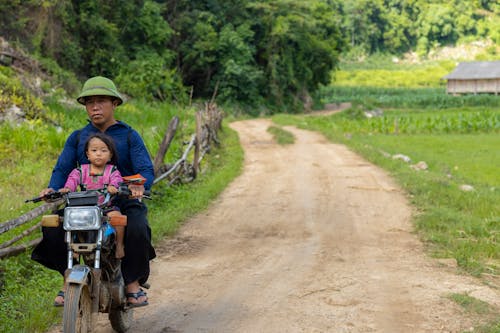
77, 87, 124, 105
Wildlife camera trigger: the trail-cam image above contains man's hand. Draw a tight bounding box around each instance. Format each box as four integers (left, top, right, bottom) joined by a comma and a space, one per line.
39, 188, 55, 200
128, 184, 145, 199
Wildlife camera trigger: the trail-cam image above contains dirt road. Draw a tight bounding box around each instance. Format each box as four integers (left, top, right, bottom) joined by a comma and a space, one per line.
89, 119, 498, 332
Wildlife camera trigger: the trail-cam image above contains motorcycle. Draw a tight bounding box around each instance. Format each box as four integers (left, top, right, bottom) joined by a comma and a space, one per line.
27, 176, 150, 333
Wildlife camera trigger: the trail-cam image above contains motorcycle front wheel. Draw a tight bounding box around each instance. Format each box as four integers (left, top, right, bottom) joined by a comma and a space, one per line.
63, 284, 93, 333
109, 307, 133, 333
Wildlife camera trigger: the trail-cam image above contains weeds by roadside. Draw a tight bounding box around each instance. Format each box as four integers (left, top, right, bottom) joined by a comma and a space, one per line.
267, 125, 295, 145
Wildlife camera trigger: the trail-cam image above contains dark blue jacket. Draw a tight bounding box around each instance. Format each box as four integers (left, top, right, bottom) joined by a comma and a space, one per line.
48, 121, 155, 190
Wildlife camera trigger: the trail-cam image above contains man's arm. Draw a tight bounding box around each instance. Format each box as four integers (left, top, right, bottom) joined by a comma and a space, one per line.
48, 130, 81, 190
128, 130, 155, 190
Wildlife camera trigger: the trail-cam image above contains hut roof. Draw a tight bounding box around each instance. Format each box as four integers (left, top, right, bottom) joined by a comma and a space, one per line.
443, 61, 500, 80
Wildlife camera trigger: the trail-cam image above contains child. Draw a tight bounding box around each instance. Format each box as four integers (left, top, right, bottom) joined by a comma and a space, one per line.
60, 133, 127, 259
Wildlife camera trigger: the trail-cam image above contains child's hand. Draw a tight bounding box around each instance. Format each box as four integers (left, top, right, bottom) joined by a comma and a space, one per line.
107, 185, 118, 194
58, 188, 71, 193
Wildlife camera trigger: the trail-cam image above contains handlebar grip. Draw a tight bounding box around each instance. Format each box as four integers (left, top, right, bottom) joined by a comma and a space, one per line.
25, 196, 42, 203
117, 186, 152, 199
25, 191, 64, 203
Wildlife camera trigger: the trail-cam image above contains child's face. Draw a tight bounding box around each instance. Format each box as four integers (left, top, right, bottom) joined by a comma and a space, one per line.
86, 137, 112, 167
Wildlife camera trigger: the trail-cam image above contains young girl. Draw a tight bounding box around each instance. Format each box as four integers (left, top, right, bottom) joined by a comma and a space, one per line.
60, 133, 127, 259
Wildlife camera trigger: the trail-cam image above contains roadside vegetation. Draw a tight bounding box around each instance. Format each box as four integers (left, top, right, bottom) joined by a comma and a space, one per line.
448, 293, 500, 332
274, 56, 499, 331
267, 126, 295, 145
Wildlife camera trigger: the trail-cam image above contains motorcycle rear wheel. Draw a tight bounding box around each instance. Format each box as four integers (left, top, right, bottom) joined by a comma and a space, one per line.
109, 307, 133, 333
63, 284, 93, 333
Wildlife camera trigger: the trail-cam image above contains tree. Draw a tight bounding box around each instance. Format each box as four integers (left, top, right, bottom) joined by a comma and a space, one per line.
341, 0, 386, 54
248, 0, 345, 110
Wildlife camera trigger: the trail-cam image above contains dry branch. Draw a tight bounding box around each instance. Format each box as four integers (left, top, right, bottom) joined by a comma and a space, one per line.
153, 116, 179, 176
153, 134, 196, 185
0, 200, 62, 235
0, 222, 41, 250
0, 238, 42, 259
193, 111, 203, 178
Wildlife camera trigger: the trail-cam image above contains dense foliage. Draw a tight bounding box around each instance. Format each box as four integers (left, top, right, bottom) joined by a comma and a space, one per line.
0, 0, 345, 111
1, 1, 498, 111
339, 0, 500, 58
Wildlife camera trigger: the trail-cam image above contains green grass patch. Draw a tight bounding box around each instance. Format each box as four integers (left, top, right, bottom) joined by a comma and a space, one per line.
332, 107, 500, 135
449, 293, 493, 315
333, 66, 449, 88
316, 86, 500, 109
267, 125, 295, 145
448, 293, 500, 333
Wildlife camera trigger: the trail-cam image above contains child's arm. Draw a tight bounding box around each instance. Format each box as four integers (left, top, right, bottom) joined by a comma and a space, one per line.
107, 167, 123, 195
63, 168, 81, 192
107, 185, 118, 194
109, 168, 123, 189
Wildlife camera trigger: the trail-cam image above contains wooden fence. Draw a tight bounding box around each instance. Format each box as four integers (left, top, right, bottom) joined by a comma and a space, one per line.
0, 101, 224, 259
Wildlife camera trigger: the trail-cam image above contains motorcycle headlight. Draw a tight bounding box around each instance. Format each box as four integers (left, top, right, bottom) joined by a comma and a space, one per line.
63, 207, 101, 230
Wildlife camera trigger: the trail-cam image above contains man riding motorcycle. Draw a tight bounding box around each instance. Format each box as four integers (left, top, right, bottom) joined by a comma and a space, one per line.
32, 76, 156, 308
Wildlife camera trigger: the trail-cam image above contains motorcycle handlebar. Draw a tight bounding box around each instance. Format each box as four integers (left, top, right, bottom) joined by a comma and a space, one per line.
117, 184, 151, 200
26, 182, 151, 204
25, 191, 64, 203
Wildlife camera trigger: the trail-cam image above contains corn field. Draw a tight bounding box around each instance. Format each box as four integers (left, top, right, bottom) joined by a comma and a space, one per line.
318, 86, 500, 109
335, 109, 500, 135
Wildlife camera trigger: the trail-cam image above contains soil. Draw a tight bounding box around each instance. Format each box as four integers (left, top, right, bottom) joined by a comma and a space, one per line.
51, 118, 499, 333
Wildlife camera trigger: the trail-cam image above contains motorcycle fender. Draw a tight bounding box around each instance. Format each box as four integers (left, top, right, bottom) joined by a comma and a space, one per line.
66, 265, 92, 285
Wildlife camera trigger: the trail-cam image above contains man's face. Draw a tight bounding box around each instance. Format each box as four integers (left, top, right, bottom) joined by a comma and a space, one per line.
84, 95, 117, 129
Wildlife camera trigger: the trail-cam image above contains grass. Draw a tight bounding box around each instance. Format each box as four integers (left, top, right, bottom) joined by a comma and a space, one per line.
449, 293, 493, 315
0, 101, 244, 333
448, 293, 500, 333
316, 86, 500, 109
330, 107, 500, 134
266, 125, 295, 145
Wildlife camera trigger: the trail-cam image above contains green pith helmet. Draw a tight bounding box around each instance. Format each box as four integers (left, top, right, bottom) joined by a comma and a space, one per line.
76, 76, 124, 105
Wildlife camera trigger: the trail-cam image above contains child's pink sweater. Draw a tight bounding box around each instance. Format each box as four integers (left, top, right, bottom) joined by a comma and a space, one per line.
64, 164, 123, 204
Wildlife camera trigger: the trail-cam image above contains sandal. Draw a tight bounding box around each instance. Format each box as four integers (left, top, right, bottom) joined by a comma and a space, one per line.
126, 289, 148, 308
54, 290, 65, 307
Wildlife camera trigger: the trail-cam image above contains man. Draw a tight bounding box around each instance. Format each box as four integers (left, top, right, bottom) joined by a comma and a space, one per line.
32, 76, 156, 307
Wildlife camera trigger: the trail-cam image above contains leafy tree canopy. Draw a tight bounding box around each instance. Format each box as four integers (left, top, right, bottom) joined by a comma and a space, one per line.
0, 0, 498, 112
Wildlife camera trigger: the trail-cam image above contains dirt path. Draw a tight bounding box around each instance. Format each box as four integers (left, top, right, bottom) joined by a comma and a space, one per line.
88, 119, 498, 332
